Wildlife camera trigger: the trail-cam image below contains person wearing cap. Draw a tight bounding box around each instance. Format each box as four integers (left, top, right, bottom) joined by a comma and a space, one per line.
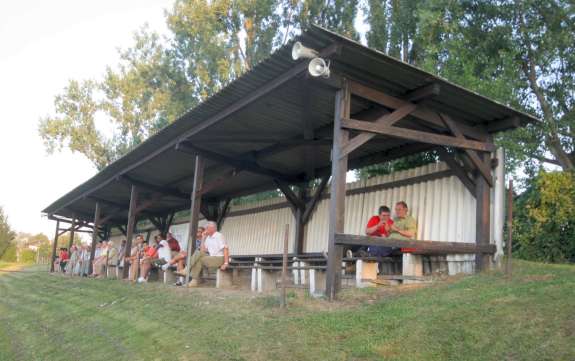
185, 221, 229, 288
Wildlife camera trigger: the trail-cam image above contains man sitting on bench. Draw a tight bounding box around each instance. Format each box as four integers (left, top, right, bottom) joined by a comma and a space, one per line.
365, 205, 394, 257
186, 221, 229, 288
164, 227, 204, 286
390, 201, 417, 240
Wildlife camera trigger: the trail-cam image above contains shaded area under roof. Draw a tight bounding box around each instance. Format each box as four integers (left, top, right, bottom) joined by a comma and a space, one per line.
43, 25, 538, 225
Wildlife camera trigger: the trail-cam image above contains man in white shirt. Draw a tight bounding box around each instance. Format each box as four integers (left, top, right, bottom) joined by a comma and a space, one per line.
187, 221, 229, 287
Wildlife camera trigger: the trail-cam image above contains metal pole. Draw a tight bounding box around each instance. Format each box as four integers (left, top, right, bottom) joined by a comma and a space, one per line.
280, 224, 289, 308
50, 220, 59, 272
506, 179, 513, 278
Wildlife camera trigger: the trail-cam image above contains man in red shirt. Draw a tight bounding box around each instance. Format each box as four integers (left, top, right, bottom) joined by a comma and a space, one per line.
59, 248, 70, 273
166, 233, 181, 256
365, 206, 394, 257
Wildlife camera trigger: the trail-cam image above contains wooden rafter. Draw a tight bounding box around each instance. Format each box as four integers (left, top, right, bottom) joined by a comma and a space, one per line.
437, 148, 476, 196
341, 118, 495, 152
340, 103, 418, 158
440, 114, 494, 186
348, 79, 488, 141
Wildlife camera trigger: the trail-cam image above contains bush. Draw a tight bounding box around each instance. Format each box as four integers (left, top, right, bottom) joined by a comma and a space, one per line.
0, 244, 17, 262
513, 171, 575, 263
20, 249, 37, 264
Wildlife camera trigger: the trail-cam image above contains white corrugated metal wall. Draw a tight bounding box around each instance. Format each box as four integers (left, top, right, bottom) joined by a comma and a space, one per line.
103, 156, 505, 276
220, 160, 504, 274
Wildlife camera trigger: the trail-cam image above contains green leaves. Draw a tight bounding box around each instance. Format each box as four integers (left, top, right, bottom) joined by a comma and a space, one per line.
514, 171, 575, 263
0, 207, 16, 259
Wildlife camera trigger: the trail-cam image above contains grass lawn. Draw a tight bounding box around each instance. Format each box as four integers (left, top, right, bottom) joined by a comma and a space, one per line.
0, 260, 573, 361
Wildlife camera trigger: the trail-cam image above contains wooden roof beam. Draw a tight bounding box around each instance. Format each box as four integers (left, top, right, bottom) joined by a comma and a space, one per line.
341, 118, 495, 152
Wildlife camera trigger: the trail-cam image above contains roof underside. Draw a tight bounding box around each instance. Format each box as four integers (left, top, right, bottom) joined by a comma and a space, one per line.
43, 25, 538, 225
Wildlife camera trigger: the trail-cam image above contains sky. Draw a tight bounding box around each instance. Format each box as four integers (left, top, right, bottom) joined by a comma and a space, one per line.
0, 0, 173, 236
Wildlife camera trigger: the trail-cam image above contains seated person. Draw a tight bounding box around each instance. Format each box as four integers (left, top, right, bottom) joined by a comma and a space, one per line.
389, 201, 417, 240
364, 205, 394, 257
59, 248, 69, 273
125, 235, 144, 282
137, 240, 159, 283
186, 221, 229, 288
92, 241, 109, 277
166, 232, 181, 257
165, 227, 204, 286
107, 242, 119, 272
152, 238, 172, 269
117, 239, 127, 268
80, 245, 91, 277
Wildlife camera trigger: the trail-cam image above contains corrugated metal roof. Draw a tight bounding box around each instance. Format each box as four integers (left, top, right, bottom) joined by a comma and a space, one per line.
43, 25, 538, 223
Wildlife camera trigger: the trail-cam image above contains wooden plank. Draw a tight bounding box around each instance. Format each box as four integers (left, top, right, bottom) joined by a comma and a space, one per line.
326, 80, 351, 300
402, 83, 440, 102
341, 118, 496, 152
122, 186, 139, 279
437, 148, 476, 196
487, 116, 520, 133
440, 114, 493, 186
88, 202, 101, 275
185, 155, 205, 285
340, 103, 418, 158
334, 234, 496, 254
348, 79, 488, 141
49, 220, 59, 272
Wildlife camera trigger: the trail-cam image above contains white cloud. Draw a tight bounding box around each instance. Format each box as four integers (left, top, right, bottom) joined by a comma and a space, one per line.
0, 0, 173, 236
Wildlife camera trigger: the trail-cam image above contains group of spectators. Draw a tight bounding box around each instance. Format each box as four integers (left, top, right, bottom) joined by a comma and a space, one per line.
53, 203, 414, 285
125, 221, 229, 287
53, 244, 94, 276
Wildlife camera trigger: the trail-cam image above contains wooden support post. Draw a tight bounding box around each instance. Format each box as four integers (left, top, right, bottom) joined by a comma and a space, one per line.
280, 224, 289, 308
50, 220, 59, 272
475, 152, 492, 272
88, 202, 101, 275
293, 185, 307, 255
122, 185, 139, 279
185, 155, 205, 285
326, 80, 350, 300
67, 216, 76, 250
506, 179, 514, 278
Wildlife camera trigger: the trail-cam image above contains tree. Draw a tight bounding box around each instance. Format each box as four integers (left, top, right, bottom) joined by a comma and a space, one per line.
413, 0, 575, 172
513, 171, 575, 262
39, 0, 359, 170
0, 207, 16, 259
